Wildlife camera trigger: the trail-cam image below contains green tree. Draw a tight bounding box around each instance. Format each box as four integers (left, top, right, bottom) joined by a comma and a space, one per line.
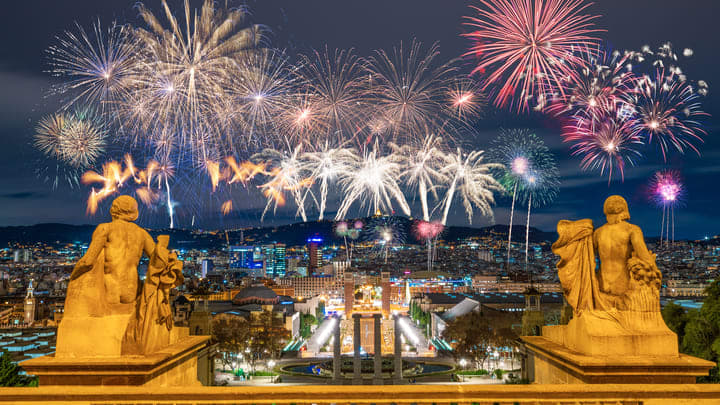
315, 301, 326, 320
679, 280, 720, 382
0, 350, 37, 387
299, 313, 318, 339
662, 301, 689, 346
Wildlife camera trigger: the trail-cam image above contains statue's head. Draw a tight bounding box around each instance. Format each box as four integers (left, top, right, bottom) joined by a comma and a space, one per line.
110, 195, 139, 222
603, 195, 630, 224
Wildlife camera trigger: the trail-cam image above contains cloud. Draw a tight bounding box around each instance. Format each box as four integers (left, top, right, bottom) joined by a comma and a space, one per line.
0, 191, 45, 199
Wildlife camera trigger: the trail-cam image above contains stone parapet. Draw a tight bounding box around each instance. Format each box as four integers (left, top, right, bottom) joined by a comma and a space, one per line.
2, 384, 720, 404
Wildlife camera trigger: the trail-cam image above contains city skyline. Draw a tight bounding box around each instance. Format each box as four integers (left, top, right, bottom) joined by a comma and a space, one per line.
0, 0, 718, 239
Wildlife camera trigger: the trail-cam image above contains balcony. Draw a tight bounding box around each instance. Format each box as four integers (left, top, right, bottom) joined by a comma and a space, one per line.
2, 384, 720, 404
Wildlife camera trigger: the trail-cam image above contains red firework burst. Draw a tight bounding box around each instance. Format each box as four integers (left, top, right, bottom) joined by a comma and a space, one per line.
464, 0, 602, 112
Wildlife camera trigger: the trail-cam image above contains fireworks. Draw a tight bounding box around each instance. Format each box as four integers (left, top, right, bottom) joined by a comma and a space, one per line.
47, 20, 137, 111
439, 148, 504, 225
464, 0, 602, 112
489, 129, 558, 268
627, 69, 708, 160
253, 146, 314, 222
649, 170, 684, 246
549, 49, 635, 120
365, 40, 457, 142
447, 78, 486, 121
392, 133, 447, 222
297, 47, 368, 146
34, 108, 107, 169
335, 143, 410, 220
301, 142, 359, 220
131, 0, 262, 161
563, 114, 642, 182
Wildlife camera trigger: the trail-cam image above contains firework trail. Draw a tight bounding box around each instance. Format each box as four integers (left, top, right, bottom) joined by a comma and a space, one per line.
649, 170, 683, 246
438, 148, 503, 225
464, 0, 602, 112
520, 166, 559, 271
335, 143, 410, 220
414, 220, 444, 271
301, 142, 358, 220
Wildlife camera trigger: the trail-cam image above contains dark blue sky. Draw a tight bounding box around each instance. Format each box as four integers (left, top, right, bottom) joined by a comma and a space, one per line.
0, 0, 718, 238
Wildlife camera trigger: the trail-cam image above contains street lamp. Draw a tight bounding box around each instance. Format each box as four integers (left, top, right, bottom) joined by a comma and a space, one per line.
268, 360, 276, 383
459, 358, 467, 382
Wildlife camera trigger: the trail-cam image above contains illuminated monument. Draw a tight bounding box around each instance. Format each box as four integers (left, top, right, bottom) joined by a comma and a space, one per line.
521, 195, 714, 384
23, 196, 209, 386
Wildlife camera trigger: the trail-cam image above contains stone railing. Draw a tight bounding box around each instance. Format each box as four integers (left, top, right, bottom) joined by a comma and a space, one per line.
2, 384, 720, 404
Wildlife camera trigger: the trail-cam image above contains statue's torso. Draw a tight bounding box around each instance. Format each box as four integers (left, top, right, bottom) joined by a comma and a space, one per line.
594, 222, 632, 296
103, 220, 145, 304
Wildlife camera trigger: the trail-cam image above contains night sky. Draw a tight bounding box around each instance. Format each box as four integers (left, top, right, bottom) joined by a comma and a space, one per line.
0, 0, 718, 238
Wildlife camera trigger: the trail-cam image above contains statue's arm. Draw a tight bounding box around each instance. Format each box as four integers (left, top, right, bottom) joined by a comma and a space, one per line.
142, 229, 155, 259
70, 223, 109, 280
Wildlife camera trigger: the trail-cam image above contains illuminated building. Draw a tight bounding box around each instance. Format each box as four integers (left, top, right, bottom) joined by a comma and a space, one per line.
307, 236, 323, 275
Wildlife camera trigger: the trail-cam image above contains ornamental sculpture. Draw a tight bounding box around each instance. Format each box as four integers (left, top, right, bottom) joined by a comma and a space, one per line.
56, 195, 183, 358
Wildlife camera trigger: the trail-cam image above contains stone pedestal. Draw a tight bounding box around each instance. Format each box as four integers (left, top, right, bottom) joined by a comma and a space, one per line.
373, 314, 383, 385
521, 329, 715, 384
22, 334, 210, 386
352, 314, 362, 384
332, 316, 342, 384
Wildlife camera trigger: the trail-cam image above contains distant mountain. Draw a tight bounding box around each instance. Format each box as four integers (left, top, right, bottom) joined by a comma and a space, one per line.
0, 217, 557, 249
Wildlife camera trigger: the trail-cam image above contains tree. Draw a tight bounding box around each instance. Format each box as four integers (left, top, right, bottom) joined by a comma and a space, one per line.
662, 301, 689, 345
299, 313, 318, 339
443, 311, 494, 370
678, 280, 720, 382
0, 350, 37, 387
212, 316, 251, 370
315, 301, 326, 320
254, 310, 291, 363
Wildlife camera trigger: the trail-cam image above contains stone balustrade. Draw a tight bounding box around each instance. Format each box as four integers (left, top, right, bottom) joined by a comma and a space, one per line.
1, 384, 720, 404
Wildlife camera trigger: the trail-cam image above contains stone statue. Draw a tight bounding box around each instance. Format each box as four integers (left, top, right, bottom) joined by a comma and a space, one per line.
548, 195, 676, 356
56, 195, 183, 358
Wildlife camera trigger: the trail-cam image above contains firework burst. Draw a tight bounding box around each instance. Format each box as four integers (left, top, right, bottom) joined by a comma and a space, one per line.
297, 47, 368, 146
130, 0, 262, 161
365, 40, 456, 143
563, 113, 642, 182
464, 0, 602, 112
335, 143, 410, 220
47, 20, 138, 111
301, 142, 359, 220
438, 148, 504, 225
649, 170, 684, 246
626, 69, 708, 160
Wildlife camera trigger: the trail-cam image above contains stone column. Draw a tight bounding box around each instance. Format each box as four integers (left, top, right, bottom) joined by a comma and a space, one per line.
394, 315, 403, 384
332, 316, 342, 384
373, 313, 383, 385
352, 313, 362, 384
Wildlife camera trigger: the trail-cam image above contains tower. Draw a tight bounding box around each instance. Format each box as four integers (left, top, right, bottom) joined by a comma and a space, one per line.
344, 272, 354, 316
521, 287, 544, 336
24, 280, 36, 326
381, 271, 391, 317
307, 236, 323, 275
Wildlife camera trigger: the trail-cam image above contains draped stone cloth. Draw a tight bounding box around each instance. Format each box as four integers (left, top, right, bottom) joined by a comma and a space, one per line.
122, 235, 184, 355
552, 219, 610, 314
